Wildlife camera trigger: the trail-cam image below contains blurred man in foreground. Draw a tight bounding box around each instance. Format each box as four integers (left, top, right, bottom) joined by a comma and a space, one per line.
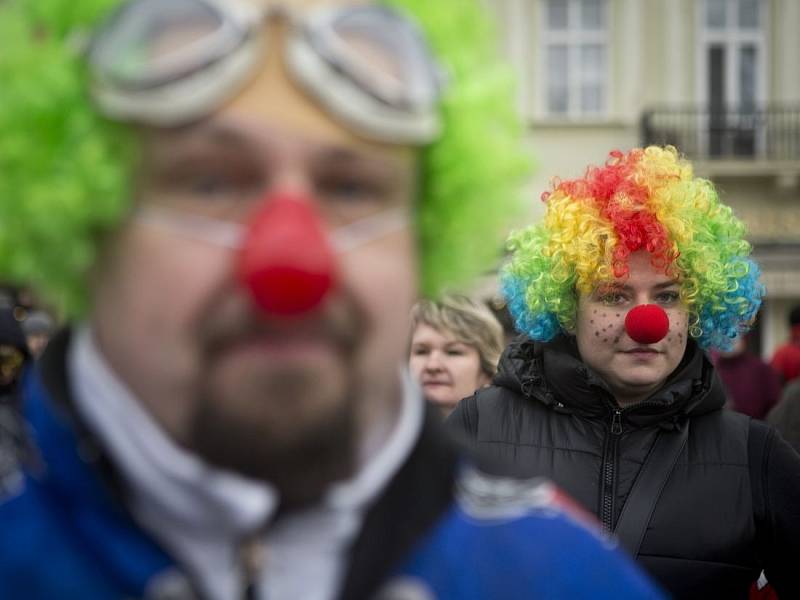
0, 1, 664, 598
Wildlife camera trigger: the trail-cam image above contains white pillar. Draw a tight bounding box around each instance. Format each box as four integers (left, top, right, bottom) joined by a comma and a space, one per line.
664, 0, 692, 104
775, 0, 800, 102
619, 0, 643, 121
506, 0, 533, 119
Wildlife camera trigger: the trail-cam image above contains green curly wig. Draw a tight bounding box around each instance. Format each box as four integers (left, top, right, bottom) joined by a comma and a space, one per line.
0, 0, 531, 315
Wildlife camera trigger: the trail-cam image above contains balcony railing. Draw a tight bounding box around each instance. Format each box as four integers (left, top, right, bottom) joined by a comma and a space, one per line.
641, 105, 800, 161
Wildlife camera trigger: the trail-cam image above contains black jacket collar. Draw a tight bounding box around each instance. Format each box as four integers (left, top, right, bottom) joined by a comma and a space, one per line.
494, 335, 726, 429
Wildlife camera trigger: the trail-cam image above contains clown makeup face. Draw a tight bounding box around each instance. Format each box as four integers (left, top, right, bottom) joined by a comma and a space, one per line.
574, 250, 689, 407
90, 0, 419, 505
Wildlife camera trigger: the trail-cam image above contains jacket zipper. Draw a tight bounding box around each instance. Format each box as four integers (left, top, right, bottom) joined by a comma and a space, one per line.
600, 409, 623, 532
240, 536, 267, 600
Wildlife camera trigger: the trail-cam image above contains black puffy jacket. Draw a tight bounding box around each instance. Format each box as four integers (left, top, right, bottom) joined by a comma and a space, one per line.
447, 335, 800, 600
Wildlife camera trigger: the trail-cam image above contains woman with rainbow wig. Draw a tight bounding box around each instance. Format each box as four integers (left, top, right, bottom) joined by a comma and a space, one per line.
448, 146, 800, 599
503, 145, 762, 351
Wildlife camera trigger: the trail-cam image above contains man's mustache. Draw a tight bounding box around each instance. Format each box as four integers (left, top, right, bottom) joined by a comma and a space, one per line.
196, 293, 364, 358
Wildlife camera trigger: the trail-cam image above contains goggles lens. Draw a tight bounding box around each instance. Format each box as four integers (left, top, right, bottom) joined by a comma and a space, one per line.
89, 0, 244, 90
310, 6, 442, 109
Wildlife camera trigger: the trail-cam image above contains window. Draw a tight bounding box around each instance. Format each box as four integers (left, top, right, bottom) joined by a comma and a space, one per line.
541, 0, 609, 118
698, 0, 767, 156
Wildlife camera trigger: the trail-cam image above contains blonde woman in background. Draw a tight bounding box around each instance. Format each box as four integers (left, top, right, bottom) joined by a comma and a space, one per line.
409, 295, 504, 416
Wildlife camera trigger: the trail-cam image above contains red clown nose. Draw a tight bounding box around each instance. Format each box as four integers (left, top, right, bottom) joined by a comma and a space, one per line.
237, 193, 336, 316
624, 304, 670, 344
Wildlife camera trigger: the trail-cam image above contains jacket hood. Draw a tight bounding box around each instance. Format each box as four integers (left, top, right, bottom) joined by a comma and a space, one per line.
493, 334, 726, 429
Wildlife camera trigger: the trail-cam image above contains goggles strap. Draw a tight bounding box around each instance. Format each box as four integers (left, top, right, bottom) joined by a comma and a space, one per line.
135, 205, 409, 252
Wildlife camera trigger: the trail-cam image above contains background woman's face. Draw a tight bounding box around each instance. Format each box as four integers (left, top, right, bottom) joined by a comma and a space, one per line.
409, 324, 489, 416
574, 251, 689, 406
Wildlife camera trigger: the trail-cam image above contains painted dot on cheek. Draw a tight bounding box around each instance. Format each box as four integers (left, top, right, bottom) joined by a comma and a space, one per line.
603, 338, 608, 342
614, 337, 620, 343
595, 331, 600, 337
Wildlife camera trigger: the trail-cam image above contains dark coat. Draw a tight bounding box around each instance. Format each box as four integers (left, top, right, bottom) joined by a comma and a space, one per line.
447, 335, 800, 600
767, 379, 800, 455
715, 351, 781, 419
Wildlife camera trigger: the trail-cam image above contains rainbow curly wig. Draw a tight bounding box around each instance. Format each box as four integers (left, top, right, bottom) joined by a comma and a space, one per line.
0, 0, 530, 314
502, 146, 764, 351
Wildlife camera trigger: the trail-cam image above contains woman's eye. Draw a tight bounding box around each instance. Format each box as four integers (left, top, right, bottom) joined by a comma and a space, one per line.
599, 292, 626, 306
446, 349, 466, 357
656, 291, 681, 304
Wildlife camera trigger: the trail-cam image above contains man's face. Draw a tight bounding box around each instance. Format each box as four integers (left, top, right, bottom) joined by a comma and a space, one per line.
574, 250, 689, 406
90, 5, 418, 498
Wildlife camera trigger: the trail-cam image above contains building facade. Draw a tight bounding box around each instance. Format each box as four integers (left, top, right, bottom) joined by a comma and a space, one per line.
488, 0, 800, 358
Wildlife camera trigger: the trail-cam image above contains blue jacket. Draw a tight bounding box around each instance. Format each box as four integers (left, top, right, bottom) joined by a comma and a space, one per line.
0, 333, 665, 599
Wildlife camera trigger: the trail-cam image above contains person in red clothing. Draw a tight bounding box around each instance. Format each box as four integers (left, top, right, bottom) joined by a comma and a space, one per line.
770, 305, 800, 385
715, 335, 781, 419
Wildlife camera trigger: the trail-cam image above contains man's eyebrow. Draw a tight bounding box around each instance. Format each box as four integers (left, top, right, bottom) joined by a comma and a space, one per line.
314, 146, 388, 167
314, 147, 364, 163
155, 121, 261, 153
312, 146, 407, 177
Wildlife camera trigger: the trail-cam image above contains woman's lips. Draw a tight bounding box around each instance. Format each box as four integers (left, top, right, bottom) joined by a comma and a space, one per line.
622, 347, 661, 359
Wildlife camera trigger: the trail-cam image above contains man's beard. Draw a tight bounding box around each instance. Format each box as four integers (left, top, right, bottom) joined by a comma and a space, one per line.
187, 295, 364, 508
190, 365, 359, 508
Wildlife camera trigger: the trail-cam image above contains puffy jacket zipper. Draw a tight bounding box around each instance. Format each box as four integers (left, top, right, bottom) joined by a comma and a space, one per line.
600, 409, 623, 532
240, 536, 267, 600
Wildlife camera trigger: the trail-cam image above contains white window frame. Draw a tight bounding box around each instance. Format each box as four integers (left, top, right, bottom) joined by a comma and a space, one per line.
539, 0, 611, 120
695, 0, 769, 156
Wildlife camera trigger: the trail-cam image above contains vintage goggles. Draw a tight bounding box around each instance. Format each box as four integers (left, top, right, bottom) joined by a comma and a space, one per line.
87, 0, 446, 144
